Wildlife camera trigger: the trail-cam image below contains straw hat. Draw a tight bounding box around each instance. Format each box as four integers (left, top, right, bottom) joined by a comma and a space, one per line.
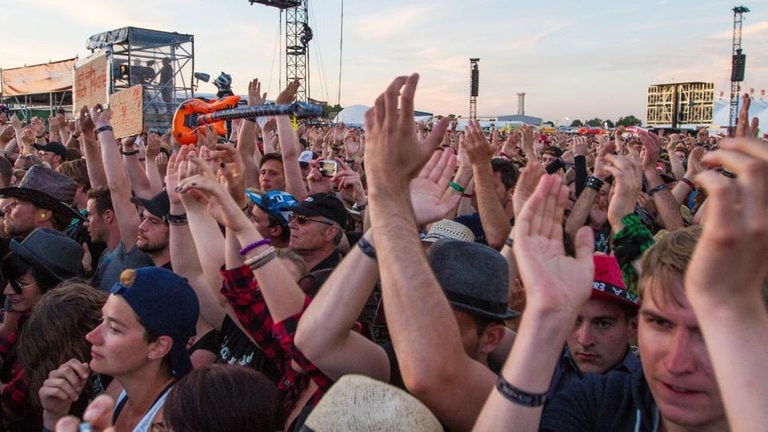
301, 375, 442, 432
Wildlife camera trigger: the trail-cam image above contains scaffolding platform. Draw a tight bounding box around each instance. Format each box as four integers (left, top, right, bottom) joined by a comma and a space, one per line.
647, 82, 714, 129
87, 27, 195, 132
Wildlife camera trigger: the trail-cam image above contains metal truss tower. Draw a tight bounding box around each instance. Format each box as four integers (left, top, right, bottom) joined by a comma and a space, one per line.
469, 58, 479, 121
286, 2, 310, 101
729, 5, 749, 135
249, 0, 310, 101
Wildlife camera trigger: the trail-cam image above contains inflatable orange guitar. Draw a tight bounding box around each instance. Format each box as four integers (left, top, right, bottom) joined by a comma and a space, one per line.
172, 96, 323, 145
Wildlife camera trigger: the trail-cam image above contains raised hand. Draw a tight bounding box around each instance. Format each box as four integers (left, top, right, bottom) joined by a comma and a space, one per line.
464, 120, 495, 165
409, 149, 461, 225
513, 174, 594, 313
603, 154, 642, 232
39, 359, 90, 428
735, 93, 760, 138
247, 78, 267, 106
512, 162, 546, 218
364, 74, 440, 192
276, 79, 301, 105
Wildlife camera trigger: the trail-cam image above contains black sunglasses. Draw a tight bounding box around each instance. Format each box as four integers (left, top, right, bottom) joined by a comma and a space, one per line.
289, 214, 334, 226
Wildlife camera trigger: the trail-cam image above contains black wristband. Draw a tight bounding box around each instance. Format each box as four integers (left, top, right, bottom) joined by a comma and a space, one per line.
95, 125, 113, 135
647, 183, 667, 197
585, 176, 605, 191
495, 376, 548, 407
357, 237, 377, 261
120, 149, 140, 156
165, 213, 188, 225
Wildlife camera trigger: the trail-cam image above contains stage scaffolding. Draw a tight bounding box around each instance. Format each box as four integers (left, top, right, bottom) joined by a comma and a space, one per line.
87, 27, 194, 131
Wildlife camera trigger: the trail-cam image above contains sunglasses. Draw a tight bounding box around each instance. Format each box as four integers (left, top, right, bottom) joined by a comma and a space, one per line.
289, 214, 334, 226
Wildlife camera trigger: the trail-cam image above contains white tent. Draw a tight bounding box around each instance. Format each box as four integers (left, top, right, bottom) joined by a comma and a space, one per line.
712, 98, 768, 129
333, 105, 370, 128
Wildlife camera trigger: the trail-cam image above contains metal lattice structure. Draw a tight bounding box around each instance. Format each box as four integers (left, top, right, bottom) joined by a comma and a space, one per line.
729, 5, 749, 135
646, 82, 714, 128
250, 0, 310, 102
87, 27, 195, 131
469, 58, 479, 120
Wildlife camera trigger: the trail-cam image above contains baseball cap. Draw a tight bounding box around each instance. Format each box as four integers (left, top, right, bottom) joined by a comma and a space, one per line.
287, 193, 348, 228
246, 189, 298, 226
592, 254, 638, 308
32, 142, 68, 161
110, 267, 199, 377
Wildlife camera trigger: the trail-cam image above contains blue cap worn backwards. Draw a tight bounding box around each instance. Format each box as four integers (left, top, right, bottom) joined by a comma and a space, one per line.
110, 267, 199, 377
246, 189, 298, 227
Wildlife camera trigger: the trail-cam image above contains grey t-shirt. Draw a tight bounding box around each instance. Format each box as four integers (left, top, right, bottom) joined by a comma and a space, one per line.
92, 242, 155, 292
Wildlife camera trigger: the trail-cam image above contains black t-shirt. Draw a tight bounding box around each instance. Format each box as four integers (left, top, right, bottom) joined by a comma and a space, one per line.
215, 316, 282, 384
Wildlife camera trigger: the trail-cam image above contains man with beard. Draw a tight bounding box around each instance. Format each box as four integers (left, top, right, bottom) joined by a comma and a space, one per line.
88, 105, 171, 278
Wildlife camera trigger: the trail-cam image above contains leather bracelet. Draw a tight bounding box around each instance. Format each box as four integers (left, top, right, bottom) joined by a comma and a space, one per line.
357, 237, 377, 261
244, 247, 277, 270
95, 125, 113, 135
585, 176, 605, 191
647, 183, 667, 197
495, 376, 548, 407
120, 149, 140, 156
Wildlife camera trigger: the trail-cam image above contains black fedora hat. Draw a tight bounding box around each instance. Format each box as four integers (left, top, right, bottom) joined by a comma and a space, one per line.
10, 227, 83, 282
428, 240, 519, 321
0, 165, 83, 220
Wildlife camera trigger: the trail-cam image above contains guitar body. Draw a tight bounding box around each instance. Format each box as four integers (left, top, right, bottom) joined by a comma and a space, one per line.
173, 96, 241, 145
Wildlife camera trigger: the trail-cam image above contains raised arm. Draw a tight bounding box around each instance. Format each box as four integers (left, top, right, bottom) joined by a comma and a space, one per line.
638, 129, 684, 230
275, 80, 309, 200
238, 78, 266, 189
119, 134, 154, 198
464, 120, 510, 250
365, 74, 495, 431
91, 105, 141, 248
76, 106, 107, 188
167, 147, 226, 329
473, 174, 594, 432
684, 98, 768, 431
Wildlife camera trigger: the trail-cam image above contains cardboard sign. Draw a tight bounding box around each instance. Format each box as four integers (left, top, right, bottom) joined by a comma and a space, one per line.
110, 85, 144, 138
73, 54, 109, 113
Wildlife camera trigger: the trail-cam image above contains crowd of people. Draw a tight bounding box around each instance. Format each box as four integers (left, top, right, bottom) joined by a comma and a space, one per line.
0, 72, 765, 432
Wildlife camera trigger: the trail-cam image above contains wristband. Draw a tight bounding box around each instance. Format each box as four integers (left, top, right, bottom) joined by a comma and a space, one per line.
352, 201, 367, 212
243, 246, 277, 270
462, 193, 474, 199
495, 376, 548, 407
120, 149, 140, 156
357, 237, 377, 261
585, 176, 605, 191
647, 183, 667, 197
449, 181, 466, 194
166, 213, 188, 225
95, 125, 113, 135
504, 237, 514, 248
239, 238, 272, 256
679, 177, 695, 189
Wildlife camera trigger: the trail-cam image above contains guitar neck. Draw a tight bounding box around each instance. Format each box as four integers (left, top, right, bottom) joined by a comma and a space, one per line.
196, 102, 322, 126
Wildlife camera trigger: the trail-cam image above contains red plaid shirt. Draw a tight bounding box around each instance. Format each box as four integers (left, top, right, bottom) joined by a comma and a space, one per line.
220, 265, 333, 411
0, 321, 30, 425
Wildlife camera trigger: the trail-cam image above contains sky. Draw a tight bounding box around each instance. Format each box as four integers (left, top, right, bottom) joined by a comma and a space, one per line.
2, 0, 768, 124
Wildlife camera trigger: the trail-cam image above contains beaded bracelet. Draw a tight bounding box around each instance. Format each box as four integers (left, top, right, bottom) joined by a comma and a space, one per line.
244, 247, 277, 270
495, 376, 548, 407
585, 176, 605, 191
357, 237, 377, 261
449, 181, 466, 194
239, 238, 272, 257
